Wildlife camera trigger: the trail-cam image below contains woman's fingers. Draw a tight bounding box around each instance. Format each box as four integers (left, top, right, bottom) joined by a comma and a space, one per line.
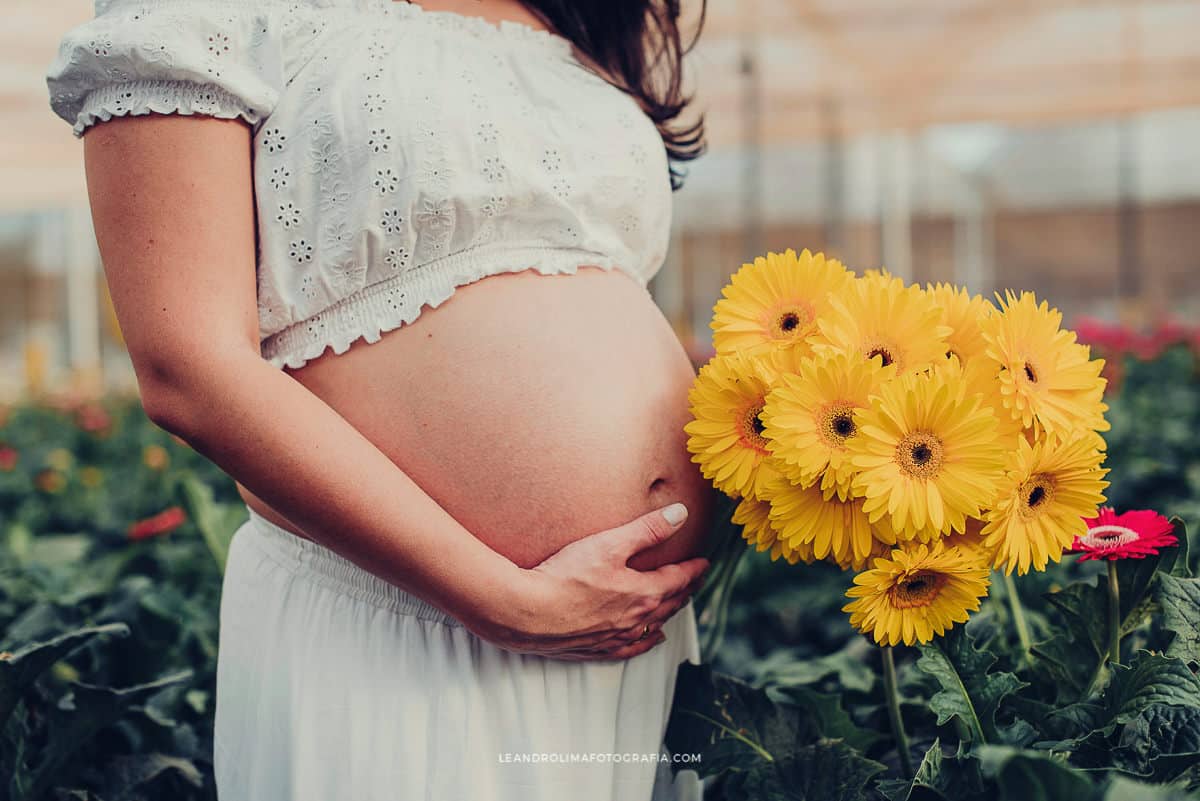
575, 587, 695, 653
636, 556, 710, 601
604, 503, 690, 562
554, 631, 667, 662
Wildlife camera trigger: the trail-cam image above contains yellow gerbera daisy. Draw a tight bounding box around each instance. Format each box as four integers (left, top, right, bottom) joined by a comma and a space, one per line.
685, 348, 808, 500
927, 282, 993, 365
981, 291, 1110, 437
849, 367, 1005, 539
941, 516, 998, 563
733, 494, 815, 565
813, 273, 951, 375
984, 435, 1109, 575
843, 543, 991, 646
767, 481, 878, 569
934, 355, 1024, 454
761, 349, 896, 500
711, 249, 853, 356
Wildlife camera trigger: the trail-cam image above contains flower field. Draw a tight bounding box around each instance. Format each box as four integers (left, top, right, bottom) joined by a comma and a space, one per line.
0, 323, 1198, 799
0, 400, 246, 799
671, 288, 1200, 801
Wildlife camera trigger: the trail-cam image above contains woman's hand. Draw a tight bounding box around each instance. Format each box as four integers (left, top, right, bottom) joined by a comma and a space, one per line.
467, 503, 709, 661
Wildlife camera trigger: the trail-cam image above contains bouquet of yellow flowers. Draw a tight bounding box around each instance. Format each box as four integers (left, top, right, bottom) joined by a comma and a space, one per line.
686, 249, 1111, 647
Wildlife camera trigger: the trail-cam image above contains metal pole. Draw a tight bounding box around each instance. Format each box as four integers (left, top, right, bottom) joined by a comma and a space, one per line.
881, 131, 913, 281
823, 95, 844, 254
65, 205, 102, 394
740, 0, 764, 261
1116, 119, 1141, 312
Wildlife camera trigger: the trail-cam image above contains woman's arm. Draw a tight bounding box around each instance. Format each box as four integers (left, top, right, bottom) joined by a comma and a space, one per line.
82, 114, 707, 659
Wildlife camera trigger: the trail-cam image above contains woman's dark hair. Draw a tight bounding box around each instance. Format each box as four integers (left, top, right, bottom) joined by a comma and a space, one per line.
525, 0, 707, 189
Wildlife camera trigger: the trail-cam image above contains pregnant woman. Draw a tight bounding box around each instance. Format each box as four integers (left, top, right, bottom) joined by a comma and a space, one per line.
45, 0, 714, 798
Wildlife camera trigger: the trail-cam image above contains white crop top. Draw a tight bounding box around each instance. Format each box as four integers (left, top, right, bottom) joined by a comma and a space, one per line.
45, 0, 674, 369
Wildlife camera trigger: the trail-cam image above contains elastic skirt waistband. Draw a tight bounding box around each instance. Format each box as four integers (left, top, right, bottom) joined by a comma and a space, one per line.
238, 507, 462, 627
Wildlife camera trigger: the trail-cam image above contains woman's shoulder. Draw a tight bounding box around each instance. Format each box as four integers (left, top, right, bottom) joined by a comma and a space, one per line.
46, 0, 347, 138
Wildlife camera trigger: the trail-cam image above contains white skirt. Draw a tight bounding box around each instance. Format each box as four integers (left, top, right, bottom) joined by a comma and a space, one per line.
214, 508, 704, 801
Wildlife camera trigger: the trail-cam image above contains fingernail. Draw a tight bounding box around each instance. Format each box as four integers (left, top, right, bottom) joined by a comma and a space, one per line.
662, 503, 688, 526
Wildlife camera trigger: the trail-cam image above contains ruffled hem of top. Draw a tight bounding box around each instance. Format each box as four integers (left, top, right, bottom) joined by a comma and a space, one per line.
259, 246, 645, 370
70, 80, 262, 138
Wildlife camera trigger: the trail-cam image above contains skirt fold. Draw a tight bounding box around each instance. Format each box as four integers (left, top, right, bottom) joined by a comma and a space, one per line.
214, 508, 703, 801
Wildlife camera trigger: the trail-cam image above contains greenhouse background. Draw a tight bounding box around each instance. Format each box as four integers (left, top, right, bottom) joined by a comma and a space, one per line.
4, 0, 1200, 395
5, 2, 1200, 799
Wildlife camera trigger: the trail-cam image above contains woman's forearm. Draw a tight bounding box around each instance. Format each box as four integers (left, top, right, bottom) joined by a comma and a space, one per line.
142, 348, 533, 627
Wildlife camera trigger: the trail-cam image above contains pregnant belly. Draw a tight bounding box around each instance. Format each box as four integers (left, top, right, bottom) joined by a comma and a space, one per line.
239, 265, 716, 571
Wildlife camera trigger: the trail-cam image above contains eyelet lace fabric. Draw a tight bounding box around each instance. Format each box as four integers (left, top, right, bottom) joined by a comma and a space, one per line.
45, 0, 673, 369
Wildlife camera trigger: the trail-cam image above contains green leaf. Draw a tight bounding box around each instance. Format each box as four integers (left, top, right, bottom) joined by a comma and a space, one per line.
722, 739, 886, 801
1044, 580, 1109, 663
20, 671, 193, 801
773, 685, 882, 752
1037, 701, 1107, 745
178, 473, 246, 572
750, 645, 875, 694
1104, 651, 1200, 725
1114, 704, 1200, 783
877, 739, 988, 801
0, 623, 130, 728
1167, 518, 1190, 579
1156, 573, 1200, 663
665, 663, 812, 777
1102, 775, 1200, 800
22, 535, 89, 569
1118, 542, 1175, 619
101, 752, 203, 798
975, 746, 1094, 801
916, 627, 1027, 744
1038, 552, 1181, 701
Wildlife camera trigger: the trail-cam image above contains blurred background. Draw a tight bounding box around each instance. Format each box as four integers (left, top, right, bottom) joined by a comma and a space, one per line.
3, 4, 1199, 796
4, 0, 1200, 399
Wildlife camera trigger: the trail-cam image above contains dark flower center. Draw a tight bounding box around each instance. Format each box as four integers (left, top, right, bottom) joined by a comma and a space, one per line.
1024, 361, 1038, 383
820, 404, 859, 448
890, 570, 948, 608
1017, 474, 1057, 518
834, 415, 855, 438
895, 432, 944, 479
868, 347, 894, 367
741, 402, 772, 453
771, 305, 813, 339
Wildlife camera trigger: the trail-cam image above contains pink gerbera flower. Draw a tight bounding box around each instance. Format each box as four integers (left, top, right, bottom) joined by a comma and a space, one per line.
1071, 507, 1176, 561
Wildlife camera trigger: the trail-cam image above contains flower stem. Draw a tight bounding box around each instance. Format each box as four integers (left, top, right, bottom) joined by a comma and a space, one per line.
698, 540, 746, 661
1001, 571, 1033, 663
882, 646, 914, 779
1107, 560, 1121, 666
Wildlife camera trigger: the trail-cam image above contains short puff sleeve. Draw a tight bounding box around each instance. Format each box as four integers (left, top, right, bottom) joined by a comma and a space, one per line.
46, 0, 300, 138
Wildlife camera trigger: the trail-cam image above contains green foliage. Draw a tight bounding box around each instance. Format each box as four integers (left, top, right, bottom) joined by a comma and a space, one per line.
1156, 573, 1200, 662
1, 342, 1199, 800
0, 396, 244, 800
916, 628, 1028, 744
665, 664, 886, 800
670, 345, 1200, 799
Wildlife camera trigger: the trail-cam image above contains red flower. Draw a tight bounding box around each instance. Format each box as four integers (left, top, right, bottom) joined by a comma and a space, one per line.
1071, 507, 1176, 561
0, 447, 16, 471
75, 402, 112, 435
1075, 316, 1134, 355
128, 506, 187, 541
